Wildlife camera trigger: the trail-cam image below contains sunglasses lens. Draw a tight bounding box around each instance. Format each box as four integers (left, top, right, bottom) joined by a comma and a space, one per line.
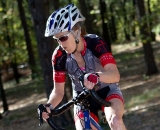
59, 36, 68, 42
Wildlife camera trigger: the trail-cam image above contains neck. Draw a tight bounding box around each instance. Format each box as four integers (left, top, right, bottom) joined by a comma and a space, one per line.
74, 37, 84, 53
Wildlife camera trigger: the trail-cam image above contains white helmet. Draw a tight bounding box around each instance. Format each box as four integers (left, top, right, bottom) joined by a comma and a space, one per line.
45, 4, 85, 37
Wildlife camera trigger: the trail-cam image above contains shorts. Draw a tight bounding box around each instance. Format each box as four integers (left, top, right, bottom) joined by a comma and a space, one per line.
74, 83, 124, 123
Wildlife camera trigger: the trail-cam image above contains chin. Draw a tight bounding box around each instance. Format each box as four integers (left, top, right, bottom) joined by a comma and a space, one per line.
65, 50, 71, 54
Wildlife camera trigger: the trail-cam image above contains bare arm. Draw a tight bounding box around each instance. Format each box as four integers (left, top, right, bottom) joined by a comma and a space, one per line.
97, 63, 120, 83
84, 63, 120, 89
47, 82, 65, 108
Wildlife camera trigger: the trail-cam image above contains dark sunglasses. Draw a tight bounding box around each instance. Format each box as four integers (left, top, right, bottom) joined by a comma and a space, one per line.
53, 32, 71, 43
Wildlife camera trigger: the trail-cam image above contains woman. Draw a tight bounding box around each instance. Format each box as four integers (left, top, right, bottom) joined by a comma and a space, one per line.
42, 4, 127, 130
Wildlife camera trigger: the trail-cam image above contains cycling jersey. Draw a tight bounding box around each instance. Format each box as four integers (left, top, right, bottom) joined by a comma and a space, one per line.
52, 34, 116, 91
52, 34, 124, 122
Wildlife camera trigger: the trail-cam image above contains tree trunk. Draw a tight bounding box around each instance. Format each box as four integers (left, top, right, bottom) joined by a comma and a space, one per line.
121, 0, 131, 41
147, 0, 156, 41
135, 0, 158, 75
28, 0, 73, 127
17, 0, 37, 79
1, 0, 20, 84
52, 0, 60, 10
0, 72, 8, 112
109, 2, 117, 42
99, 0, 111, 52
78, 0, 94, 33
132, 0, 136, 37
28, 0, 55, 97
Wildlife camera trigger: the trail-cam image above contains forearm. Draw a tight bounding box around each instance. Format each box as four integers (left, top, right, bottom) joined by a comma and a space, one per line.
47, 82, 65, 108
47, 89, 64, 108
97, 70, 120, 83
97, 64, 120, 83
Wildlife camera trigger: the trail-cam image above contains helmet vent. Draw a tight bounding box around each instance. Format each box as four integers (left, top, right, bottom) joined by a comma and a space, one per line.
64, 22, 69, 29
72, 13, 78, 21
51, 12, 56, 18
66, 5, 70, 10
61, 9, 65, 14
54, 22, 57, 28
60, 20, 64, 27
71, 8, 77, 13
78, 14, 82, 18
56, 15, 60, 20
45, 4, 85, 37
49, 19, 54, 29
64, 12, 68, 18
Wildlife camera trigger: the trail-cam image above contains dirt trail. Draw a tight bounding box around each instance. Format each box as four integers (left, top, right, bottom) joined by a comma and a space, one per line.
0, 41, 160, 130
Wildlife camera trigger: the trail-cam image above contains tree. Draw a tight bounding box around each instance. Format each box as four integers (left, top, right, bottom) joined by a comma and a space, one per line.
135, 0, 158, 75
147, 0, 156, 41
109, 2, 117, 42
120, 0, 131, 41
78, 0, 94, 33
52, 0, 60, 10
1, 0, 20, 83
28, 0, 55, 98
17, 0, 37, 79
99, 0, 111, 52
28, 0, 73, 126
0, 71, 8, 113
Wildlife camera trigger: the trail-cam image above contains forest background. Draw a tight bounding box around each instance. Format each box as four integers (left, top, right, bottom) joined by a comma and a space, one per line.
0, 0, 160, 130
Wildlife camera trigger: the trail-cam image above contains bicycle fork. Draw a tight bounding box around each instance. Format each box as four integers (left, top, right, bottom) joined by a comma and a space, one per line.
83, 109, 91, 130
83, 109, 104, 130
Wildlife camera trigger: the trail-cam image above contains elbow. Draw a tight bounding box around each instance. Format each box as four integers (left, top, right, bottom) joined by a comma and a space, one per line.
116, 73, 120, 82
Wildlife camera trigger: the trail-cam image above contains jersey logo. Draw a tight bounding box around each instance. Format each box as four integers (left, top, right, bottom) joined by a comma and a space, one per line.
95, 40, 107, 52
53, 50, 62, 65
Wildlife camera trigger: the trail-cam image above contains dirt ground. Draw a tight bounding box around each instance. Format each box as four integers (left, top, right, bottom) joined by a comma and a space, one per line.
0, 40, 160, 130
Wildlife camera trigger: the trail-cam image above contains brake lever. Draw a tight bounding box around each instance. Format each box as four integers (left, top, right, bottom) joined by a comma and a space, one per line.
37, 104, 46, 126
37, 104, 66, 130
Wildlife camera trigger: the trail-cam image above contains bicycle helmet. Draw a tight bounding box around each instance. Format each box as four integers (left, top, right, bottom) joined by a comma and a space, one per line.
45, 4, 85, 37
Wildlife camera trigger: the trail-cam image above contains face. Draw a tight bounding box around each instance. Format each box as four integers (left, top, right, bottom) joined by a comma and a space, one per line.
54, 31, 76, 54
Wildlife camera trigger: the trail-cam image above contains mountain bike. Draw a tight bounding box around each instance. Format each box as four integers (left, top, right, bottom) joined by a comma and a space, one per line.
37, 75, 111, 130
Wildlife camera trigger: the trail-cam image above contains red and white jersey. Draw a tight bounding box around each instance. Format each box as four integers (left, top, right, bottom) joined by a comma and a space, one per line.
52, 34, 116, 92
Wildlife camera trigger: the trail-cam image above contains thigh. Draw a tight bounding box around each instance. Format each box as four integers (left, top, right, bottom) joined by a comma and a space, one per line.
104, 83, 124, 120
74, 105, 84, 130
104, 98, 124, 121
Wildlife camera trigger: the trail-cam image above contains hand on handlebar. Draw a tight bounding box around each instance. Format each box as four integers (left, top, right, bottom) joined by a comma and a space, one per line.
84, 73, 99, 90
41, 103, 53, 122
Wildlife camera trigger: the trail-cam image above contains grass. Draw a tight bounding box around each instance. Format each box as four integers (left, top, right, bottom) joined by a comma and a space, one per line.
125, 86, 160, 109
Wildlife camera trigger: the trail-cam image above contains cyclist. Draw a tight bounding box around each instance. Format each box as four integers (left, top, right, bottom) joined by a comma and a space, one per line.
42, 4, 127, 130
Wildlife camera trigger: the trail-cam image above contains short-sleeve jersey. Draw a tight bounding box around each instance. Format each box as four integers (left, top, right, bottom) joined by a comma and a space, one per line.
52, 34, 116, 92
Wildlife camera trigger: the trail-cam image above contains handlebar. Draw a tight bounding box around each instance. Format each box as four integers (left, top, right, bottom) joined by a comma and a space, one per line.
37, 75, 111, 130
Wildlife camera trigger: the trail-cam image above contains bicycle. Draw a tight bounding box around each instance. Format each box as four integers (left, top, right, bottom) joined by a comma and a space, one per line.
37, 75, 111, 130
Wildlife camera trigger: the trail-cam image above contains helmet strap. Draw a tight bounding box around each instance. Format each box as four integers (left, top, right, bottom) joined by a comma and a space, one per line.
71, 28, 81, 54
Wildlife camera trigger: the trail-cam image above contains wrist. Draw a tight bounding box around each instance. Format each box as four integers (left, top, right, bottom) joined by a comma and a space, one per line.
45, 103, 54, 110
95, 72, 99, 77
85, 73, 99, 84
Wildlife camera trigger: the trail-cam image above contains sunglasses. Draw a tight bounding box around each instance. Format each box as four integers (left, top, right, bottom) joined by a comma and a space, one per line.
53, 32, 71, 43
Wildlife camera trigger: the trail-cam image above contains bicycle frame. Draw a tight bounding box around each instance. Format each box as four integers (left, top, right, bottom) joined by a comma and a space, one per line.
83, 109, 103, 130
37, 75, 111, 130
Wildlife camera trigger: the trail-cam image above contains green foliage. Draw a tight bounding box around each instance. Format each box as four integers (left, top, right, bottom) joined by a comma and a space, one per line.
0, 0, 159, 77
0, 0, 38, 67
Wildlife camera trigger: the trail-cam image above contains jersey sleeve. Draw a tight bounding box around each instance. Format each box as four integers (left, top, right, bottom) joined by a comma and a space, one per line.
52, 46, 67, 83
88, 36, 116, 67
